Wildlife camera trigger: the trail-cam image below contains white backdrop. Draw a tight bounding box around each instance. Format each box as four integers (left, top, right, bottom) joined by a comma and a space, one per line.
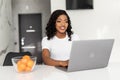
51, 0, 120, 63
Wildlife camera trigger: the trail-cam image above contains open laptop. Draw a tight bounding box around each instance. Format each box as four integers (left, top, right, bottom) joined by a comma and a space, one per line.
56, 39, 114, 72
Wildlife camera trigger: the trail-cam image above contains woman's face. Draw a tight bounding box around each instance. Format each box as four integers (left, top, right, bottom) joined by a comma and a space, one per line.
55, 14, 68, 34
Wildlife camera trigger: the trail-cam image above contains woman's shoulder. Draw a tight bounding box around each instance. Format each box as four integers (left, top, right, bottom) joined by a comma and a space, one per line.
71, 33, 80, 40
72, 33, 79, 37
42, 36, 47, 40
42, 36, 49, 42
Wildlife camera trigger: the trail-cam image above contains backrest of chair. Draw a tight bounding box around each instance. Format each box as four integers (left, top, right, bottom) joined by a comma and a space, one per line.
3, 52, 32, 66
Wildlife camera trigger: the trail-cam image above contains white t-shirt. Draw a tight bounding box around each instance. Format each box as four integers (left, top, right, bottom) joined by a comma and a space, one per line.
42, 34, 80, 61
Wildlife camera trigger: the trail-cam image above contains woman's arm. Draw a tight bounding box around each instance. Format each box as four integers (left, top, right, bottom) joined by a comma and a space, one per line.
42, 49, 68, 67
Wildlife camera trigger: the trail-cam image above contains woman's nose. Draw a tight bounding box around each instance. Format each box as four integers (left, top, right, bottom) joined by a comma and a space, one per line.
61, 22, 65, 26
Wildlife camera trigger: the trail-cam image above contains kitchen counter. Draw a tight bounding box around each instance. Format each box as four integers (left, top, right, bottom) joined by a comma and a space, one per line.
0, 62, 120, 80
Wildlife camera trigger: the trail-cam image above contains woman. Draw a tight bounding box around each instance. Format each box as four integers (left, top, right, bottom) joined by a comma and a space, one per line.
42, 9, 80, 67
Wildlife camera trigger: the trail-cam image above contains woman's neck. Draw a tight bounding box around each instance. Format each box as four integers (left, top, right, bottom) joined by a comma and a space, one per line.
55, 32, 66, 39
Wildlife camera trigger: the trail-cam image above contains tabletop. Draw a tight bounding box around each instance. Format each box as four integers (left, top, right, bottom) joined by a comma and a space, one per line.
0, 62, 120, 80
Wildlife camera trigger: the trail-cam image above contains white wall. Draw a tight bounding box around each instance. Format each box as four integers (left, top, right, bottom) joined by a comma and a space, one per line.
51, 0, 120, 63
0, 0, 14, 65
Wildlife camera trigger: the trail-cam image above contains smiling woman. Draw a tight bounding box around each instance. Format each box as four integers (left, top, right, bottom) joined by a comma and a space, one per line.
42, 9, 80, 67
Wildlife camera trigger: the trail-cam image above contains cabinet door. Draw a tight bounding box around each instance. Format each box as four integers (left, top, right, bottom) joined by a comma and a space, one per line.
19, 14, 42, 64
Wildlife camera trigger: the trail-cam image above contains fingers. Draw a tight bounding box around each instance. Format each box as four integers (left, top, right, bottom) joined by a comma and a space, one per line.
59, 61, 68, 67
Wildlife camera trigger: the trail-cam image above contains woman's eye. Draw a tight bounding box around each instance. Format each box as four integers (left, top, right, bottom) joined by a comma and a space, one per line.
56, 20, 68, 23
56, 21, 61, 23
65, 21, 68, 23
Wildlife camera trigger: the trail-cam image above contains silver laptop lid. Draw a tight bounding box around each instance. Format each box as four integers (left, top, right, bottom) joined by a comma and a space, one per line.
67, 39, 114, 72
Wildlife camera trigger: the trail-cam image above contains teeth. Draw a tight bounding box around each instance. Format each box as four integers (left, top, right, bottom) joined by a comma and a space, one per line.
61, 27, 65, 29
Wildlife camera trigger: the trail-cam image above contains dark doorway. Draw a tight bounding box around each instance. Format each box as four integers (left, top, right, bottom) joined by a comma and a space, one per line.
19, 13, 42, 64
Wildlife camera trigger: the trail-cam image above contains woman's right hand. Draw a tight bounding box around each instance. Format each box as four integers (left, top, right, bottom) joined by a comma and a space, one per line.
42, 49, 69, 67
59, 60, 69, 67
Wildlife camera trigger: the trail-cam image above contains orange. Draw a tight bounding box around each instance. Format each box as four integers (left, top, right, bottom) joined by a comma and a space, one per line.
17, 66, 23, 72
27, 59, 34, 68
17, 60, 23, 72
17, 60, 22, 66
17, 63, 26, 72
25, 66, 32, 72
16, 55, 34, 72
22, 55, 31, 60
21, 58, 28, 64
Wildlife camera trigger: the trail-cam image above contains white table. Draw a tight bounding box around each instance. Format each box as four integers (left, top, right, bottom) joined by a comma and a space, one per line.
0, 63, 120, 80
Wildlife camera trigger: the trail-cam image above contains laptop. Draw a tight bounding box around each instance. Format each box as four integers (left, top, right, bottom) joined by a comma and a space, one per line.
56, 39, 114, 72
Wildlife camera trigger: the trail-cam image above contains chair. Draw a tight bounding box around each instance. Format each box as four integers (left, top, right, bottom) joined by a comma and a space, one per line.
3, 52, 32, 66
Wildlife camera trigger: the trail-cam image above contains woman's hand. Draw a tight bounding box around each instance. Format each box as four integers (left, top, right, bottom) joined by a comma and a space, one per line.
59, 60, 69, 67
42, 49, 69, 67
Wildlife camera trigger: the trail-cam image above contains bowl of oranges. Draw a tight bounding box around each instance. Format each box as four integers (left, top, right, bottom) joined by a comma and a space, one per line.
11, 55, 37, 73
